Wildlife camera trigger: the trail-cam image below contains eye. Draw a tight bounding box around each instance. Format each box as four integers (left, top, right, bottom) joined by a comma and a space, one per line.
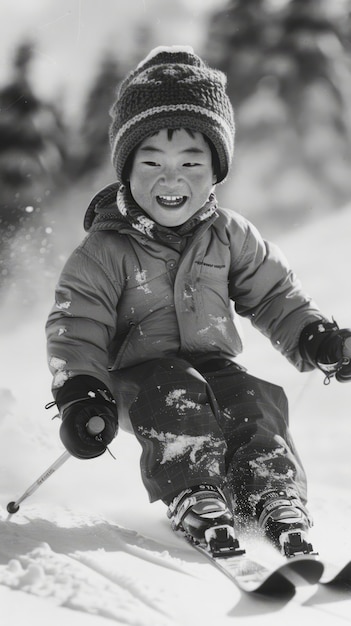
143, 161, 160, 167
183, 162, 200, 168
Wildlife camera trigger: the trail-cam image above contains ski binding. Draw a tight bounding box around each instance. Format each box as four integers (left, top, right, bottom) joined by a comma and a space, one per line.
280, 530, 319, 558
178, 524, 323, 594
204, 525, 245, 558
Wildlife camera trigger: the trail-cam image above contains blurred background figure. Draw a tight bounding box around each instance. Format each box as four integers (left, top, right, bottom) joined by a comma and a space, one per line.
0, 41, 67, 294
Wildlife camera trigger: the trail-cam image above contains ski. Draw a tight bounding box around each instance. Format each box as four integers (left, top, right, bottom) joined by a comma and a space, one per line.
190, 542, 323, 594
320, 560, 351, 587
175, 525, 324, 594
282, 532, 351, 587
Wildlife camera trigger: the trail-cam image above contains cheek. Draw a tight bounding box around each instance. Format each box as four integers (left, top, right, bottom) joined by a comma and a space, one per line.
188, 166, 214, 185
129, 174, 155, 211
130, 169, 154, 193
131, 187, 148, 210
189, 173, 215, 196
130, 173, 147, 196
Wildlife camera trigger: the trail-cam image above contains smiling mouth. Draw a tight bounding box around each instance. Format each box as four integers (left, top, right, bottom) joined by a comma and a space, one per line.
156, 195, 187, 208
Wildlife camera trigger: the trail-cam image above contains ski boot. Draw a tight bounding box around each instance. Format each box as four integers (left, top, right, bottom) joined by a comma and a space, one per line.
257, 491, 317, 558
167, 484, 245, 557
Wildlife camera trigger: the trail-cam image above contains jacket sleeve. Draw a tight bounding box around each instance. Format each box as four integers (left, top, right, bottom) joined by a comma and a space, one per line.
46, 236, 122, 396
227, 217, 328, 371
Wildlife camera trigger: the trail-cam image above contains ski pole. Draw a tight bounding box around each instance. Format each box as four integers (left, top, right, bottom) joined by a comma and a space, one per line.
6, 415, 106, 515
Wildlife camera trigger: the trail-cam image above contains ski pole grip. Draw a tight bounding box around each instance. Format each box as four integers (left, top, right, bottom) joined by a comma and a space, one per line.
86, 415, 105, 436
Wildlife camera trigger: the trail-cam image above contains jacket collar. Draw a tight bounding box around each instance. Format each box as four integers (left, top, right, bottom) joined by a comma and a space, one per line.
84, 182, 218, 241
84, 182, 120, 231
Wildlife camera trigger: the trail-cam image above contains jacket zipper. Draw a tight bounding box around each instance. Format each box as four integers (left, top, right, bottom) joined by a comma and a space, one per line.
109, 322, 136, 371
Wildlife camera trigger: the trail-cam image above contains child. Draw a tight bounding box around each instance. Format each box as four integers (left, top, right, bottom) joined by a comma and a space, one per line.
46, 46, 351, 556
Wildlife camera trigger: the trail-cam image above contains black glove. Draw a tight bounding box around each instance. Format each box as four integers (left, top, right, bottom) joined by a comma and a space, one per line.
56, 375, 118, 459
299, 320, 351, 383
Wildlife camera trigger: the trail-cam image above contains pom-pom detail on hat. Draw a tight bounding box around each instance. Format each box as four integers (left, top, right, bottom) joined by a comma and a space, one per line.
136, 45, 195, 69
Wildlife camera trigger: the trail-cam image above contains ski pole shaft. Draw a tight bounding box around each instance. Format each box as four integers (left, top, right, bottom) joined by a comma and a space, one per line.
6, 415, 106, 515
7, 451, 70, 514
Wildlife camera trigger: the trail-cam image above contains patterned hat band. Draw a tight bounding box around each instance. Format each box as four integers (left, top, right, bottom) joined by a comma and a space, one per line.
109, 46, 235, 184
111, 104, 234, 182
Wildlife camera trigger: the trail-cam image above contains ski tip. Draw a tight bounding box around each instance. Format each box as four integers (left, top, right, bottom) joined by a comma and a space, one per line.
321, 560, 351, 586
253, 571, 296, 596
246, 557, 323, 594
280, 556, 324, 586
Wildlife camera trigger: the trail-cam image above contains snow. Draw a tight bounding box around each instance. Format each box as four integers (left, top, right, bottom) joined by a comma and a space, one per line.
1, 204, 351, 625
165, 389, 201, 411
135, 270, 152, 294
139, 428, 219, 467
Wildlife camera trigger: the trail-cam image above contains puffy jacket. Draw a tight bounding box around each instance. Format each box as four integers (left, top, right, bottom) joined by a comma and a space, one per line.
46, 183, 326, 394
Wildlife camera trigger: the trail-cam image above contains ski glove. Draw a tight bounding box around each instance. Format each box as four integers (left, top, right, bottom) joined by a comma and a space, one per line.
299, 320, 351, 383
56, 375, 118, 459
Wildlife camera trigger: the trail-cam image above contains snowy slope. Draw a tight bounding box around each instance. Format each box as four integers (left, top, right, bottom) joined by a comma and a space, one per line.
1, 205, 351, 625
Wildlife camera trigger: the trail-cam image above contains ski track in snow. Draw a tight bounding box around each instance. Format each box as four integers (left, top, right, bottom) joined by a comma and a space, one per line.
1, 500, 351, 626
0, 506, 202, 626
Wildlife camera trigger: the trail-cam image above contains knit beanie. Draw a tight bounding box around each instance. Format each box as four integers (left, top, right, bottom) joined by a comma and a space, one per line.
109, 45, 235, 184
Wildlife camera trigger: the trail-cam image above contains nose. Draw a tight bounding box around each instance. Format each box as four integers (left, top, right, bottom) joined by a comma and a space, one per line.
160, 165, 181, 187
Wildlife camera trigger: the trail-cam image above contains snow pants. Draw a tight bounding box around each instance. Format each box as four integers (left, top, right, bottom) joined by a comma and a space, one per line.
111, 357, 308, 519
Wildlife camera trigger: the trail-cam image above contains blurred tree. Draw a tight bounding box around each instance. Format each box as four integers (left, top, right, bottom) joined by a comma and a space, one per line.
74, 52, 124, 177
204, 0, 272, 106
336, 0, 351, 51
0, 41, 68, 289
204, 0, 351, 230
74, 19, 154, 180
0, 42, 67, 223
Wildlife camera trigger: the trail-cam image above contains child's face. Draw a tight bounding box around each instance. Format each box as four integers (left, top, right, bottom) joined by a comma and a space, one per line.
129, 128, 216, 227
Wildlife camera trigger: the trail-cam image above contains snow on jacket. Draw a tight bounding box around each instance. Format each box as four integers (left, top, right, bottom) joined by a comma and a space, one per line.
46, 183, 325, 393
